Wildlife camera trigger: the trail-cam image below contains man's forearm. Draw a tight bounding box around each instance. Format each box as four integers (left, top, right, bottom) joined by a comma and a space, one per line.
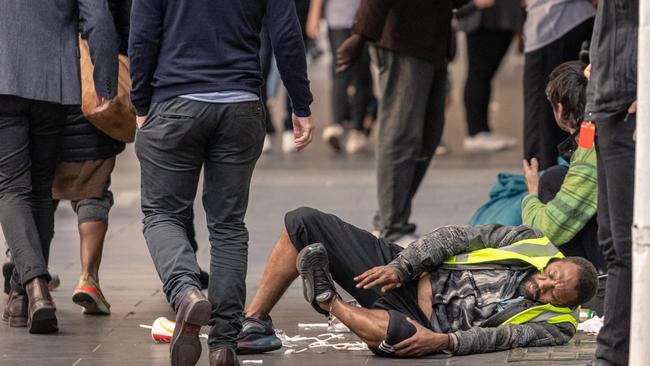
267, 0, 313, 117
352, 0, 397, 41
388, 225, 545, 281
78, 0, 119, 99
452, 323, 573, 355
128, 0, 163, 116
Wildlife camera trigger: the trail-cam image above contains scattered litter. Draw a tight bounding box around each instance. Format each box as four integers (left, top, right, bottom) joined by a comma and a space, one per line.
140, 317, 208, 343
242, 361, 263, 364
327, 315, 350, 333
276, 331, 368, 352
578, 316, 604, 335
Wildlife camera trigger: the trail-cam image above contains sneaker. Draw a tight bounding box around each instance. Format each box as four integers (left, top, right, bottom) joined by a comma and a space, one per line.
72, 274, 111, 315
463, 132, 509, 152
48, 274, 61, 292
486, 132, 517, 148
296, 243, 338, 316
345, 129, 368, 154
262, 134, 272, 154
321, 124, 344, 151
3, 260, 14, 295
236, 316, 283, 354
435, 143, 451, 156
199, 269, 209, 290
282, 131, 296, 153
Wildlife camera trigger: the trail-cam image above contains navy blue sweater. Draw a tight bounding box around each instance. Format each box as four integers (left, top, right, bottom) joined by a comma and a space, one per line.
128, 0, 313, 117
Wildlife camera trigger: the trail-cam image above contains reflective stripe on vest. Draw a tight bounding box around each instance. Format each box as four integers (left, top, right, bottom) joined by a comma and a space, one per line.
502, 304, 579, 329
443, 236, 564, 271
442, 236, 577, 329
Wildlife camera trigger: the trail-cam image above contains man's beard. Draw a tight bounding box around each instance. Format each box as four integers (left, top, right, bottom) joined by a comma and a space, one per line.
520, 274, 540, 302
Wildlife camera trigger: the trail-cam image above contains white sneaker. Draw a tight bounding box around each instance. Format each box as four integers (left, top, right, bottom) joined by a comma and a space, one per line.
435, 143, 451, 156
262, 134, 272, 154
486, 132, 517, 148
345, 130, 368, 154
463, 132, 509, 152
322, 124, 344, 151
282, 130, 296, 153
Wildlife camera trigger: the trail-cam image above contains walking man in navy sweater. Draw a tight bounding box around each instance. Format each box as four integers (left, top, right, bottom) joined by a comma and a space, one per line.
128, 1, 315, 365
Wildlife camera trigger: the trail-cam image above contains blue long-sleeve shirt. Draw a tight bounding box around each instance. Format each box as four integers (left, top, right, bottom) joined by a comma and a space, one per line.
128, 0, 313, 117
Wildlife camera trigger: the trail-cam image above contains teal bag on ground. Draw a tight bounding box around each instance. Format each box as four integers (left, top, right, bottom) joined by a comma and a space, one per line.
469, 173, 528, 226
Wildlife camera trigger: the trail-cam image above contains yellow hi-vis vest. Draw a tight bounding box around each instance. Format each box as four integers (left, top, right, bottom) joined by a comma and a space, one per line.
442, 236, 579, 329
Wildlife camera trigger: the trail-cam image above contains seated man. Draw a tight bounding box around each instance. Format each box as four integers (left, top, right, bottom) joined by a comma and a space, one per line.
521, 61, 606, 273
237, 207, 598, 357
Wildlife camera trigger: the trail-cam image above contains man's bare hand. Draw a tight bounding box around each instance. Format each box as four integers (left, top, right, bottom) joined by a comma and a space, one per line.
306, 16, 320, 40
474, 0, 495, 9
354, 265, 400, 292
292, 113, 315, 151
522, 158, 540, 195
136, 115, 147, 128
584, 64, 592, 80
93, 95, 112, 114
336, 34, 365, 73
394, 318, 449, 357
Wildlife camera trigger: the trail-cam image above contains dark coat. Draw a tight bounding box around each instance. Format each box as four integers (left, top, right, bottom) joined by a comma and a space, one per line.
0, 0, 118, 104
352, 0, 454, 66
60, 108, 125, 162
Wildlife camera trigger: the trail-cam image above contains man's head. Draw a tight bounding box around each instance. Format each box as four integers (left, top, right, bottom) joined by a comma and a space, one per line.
545, 61, 589, 134
520, 257, 598, 307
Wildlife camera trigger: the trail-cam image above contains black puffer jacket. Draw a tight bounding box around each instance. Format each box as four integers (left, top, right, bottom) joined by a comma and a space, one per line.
60, 0, 131, 162
60, 107, 125, 162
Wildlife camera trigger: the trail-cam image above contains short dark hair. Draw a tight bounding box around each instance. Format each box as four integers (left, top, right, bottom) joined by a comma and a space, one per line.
545, 61, 588, 128
563, 256, 599, 307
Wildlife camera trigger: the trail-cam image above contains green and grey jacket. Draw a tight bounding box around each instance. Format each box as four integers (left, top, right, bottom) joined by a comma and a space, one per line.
388, 224, 577, 355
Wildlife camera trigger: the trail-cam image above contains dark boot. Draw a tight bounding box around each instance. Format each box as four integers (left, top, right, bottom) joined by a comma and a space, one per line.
2, 288, 28, 327
170, 287, 211, 366
209, 347, 241, 366
25, 277, 58, 334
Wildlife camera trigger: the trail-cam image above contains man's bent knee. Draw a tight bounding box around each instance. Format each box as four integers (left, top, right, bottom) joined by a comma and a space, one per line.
370, 310, 417, 357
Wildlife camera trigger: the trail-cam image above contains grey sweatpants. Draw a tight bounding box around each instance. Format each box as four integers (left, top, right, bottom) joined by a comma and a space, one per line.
370, 46, 447, 241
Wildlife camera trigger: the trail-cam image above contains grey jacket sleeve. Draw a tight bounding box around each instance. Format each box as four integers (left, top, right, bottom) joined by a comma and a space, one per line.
388, 225, 545, 282
78, 0, 119, 99
452, 322, 575, 355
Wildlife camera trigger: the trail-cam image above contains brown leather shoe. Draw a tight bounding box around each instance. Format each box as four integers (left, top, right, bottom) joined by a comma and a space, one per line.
25, 277, 58, 334
170, 287, 211, 366
209, 348, 241, 366
2, 288, 28, 327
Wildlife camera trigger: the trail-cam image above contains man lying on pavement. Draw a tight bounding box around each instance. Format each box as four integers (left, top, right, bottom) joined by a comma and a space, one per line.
237, 207, 597, 357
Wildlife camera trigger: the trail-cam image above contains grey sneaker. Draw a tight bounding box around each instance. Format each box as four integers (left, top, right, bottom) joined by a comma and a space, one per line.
236, 316, 282, 354
296, 243, 338, 316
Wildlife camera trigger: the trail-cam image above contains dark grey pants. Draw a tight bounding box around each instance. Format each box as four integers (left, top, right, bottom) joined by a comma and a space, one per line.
0, 95, 65, 294
594, 111, 636, 366
135, 98, 265, 349
370, 46, 447, 240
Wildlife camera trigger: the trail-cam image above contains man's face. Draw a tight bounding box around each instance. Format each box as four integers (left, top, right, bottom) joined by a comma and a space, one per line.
520, 260, 580, 307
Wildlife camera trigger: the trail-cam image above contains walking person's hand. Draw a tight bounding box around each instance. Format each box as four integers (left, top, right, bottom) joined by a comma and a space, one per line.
522, 158, 540, 195
292, 113, 315, 151
473, 0, 495, 9
354, 265, 401, 293
394, 318, 450, 357
136, 115, 147, 128
93, 95, 112, 114
336, 34, 365, 73
306, 16, 320, 40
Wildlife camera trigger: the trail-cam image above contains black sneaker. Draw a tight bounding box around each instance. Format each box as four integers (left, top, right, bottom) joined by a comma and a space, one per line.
236, 316, 282, 354
3, 261, 14, 295
296, 243, 338, 316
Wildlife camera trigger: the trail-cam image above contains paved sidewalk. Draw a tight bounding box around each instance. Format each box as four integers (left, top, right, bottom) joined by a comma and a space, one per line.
0, 41, 598, 365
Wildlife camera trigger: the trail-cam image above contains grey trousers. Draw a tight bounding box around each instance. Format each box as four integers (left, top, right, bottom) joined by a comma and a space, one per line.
135, 98, 265, 349
370, 47, 447, 241
0, 95, 65, 294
